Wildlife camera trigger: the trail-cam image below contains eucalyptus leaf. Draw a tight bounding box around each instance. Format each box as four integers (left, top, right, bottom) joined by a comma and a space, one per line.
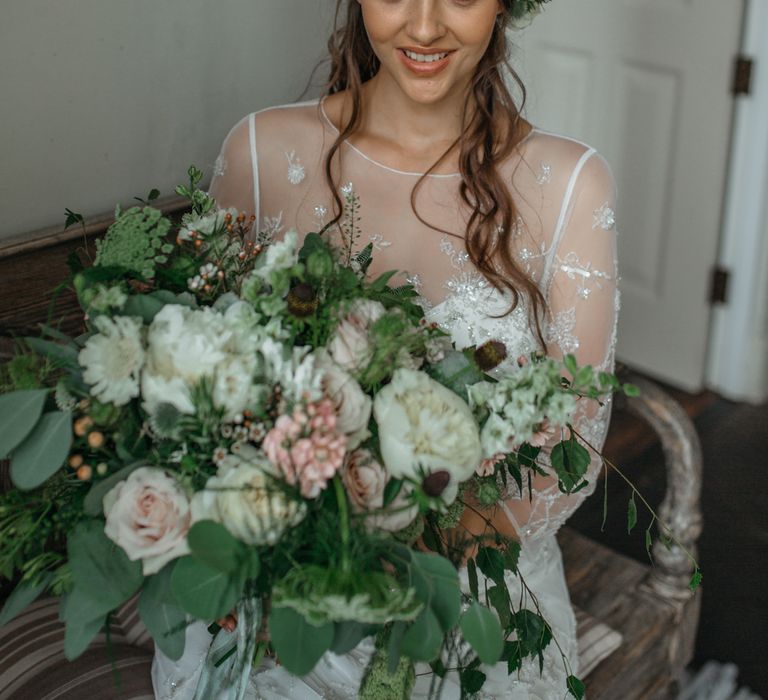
408, 551, 461, 632
140, 565, 187, 661
10, 411, 73, 490
187, 520, 247, 574
401, 607, 442, 662
331, 621, 371, 655
68, 521, 143, 613
459, 602, 503, 665
122, 294, 166, 323
24, 337, 79, 368
0, 389, 48, 460
269, 606, 333, 676
0, 573, 52, 626
171, 556, 241, 620
64, 612, 105, 661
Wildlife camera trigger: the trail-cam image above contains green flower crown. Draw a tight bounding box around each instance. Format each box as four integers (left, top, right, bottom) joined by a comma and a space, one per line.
510, 0, 551, 22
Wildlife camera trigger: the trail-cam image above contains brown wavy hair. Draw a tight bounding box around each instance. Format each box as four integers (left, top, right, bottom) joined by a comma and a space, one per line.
319, 0, 547, 345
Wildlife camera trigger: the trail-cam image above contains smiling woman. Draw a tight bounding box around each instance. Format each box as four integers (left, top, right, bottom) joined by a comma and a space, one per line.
152, 0, 619, 697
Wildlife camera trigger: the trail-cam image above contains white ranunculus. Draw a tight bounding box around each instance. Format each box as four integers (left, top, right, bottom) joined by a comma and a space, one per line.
373, 369, 482, 505
328, 299, 386, 373
192, 459, 306, 546
342, 449, 418, 533
103, 467, 191, 575
141, 303, 266, 420
254, 230, 299, 279
317, 352, 371, 449
78, 315, 145, 406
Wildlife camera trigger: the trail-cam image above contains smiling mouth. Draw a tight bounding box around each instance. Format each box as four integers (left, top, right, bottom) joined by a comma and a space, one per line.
402, 49, 452, 63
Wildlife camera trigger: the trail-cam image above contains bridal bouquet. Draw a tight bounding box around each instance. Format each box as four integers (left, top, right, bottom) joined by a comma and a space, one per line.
0, 167, 636, 699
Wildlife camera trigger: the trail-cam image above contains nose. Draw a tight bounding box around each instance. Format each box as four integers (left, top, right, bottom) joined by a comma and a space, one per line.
405, 0, 447, 46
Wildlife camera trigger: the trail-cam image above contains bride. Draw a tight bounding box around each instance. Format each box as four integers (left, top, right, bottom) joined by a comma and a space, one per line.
153, 0, 619, 697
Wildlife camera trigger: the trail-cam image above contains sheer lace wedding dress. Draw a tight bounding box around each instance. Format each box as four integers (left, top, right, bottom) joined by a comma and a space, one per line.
152, 97, 620, 700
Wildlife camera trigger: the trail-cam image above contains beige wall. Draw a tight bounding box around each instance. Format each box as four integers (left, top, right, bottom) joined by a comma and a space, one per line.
0, 0, 335, 241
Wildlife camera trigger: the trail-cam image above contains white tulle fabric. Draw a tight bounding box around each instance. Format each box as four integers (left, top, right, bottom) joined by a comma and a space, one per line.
152, 97, 619, 699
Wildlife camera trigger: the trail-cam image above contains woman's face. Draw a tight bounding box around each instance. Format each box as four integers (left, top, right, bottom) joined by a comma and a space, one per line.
358, 0, 503, 105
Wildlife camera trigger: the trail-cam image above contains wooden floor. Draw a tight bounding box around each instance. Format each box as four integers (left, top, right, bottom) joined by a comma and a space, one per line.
569, 375, 768, 697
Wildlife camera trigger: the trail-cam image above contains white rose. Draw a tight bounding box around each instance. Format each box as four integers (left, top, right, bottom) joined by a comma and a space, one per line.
373, 369, 482, 505
343, 449, 418, 532
193, 460, 306, 546
317, 351, 371, 449
328, 299, 386, 373
254, 230, 299, 279
103, 467, 192, 575
211, 354, 259, 420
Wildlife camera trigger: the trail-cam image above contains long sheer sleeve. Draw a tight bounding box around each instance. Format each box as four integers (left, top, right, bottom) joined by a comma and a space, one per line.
207, 113, 259, 223
499, 151, 620, 544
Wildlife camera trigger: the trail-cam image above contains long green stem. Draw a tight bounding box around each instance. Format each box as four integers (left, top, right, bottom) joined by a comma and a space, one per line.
333, 476, 351, 574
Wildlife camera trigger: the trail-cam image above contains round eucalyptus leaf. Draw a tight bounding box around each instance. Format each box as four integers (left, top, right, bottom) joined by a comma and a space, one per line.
269, 606, 333, 676
0, 389, 48, 460
459, 602, 504, 665
171, 556, 241, 621
10, 410, 73, 490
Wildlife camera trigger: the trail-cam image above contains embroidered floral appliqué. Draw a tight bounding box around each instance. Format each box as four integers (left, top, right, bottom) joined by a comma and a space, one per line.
545, 307, 580, 354
369, 233, 392, 250
285, 151, 306, 185
213, 155, 227, 178
557, 251, 614, 300
592, 202, 616, 231
536, 162, 552, 185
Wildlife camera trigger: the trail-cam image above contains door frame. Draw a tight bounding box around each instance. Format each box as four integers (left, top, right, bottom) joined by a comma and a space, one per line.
706, 0, 768, 404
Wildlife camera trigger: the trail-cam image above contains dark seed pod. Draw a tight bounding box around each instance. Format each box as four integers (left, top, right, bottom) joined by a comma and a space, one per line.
286, 282, 318, 317
422, 470, 451, 498
474, 340, 508, 371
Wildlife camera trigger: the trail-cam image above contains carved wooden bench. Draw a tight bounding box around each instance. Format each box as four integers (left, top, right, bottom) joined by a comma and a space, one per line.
561, 372, 703, 699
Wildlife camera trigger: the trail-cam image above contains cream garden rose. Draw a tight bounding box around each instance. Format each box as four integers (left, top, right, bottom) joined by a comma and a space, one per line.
192, 459, 306, 546
342, 449, 418, 533
103, 467, 192, 575
373, 369, 482, 505
328, 299, 386, 373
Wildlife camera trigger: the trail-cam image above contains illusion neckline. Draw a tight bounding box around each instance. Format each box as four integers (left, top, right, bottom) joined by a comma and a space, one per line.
318, 95, 537, 180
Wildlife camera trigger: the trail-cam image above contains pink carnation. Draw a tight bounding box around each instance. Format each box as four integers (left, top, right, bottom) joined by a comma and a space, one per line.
528, 419, 557, 447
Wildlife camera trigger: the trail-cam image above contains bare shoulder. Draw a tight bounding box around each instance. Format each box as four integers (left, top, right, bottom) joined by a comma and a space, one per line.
515, 127, 615, 195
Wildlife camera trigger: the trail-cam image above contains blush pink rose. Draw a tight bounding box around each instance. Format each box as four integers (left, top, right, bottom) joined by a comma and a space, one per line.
103, 467, 191, 575
328, 299, 386, 373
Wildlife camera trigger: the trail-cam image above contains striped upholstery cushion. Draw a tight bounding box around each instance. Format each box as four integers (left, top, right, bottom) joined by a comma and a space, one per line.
0, 596, 621, 698
575, 605, 624, 677
0, 596, 153, 700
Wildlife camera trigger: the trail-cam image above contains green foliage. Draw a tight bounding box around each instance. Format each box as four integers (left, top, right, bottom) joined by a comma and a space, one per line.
139, 564, 187, 661
94, 205, 172, 279
550, 434, 591, 494
406, 551, 461, 632
0, 389, 48, 459
460, 601, 503, 664
171, 556, 242, 621
10, 411, 73, 490
567, 675, 586, 699
187, 520, 256, 576
0, 573, 52, 626
269, 605, 334, 676
401, 607, 442, 662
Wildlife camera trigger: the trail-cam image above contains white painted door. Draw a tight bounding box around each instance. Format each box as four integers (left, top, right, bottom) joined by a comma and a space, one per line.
512, 0, 744, 390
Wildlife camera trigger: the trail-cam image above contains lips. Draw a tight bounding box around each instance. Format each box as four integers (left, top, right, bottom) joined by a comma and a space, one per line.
397, 47, 456, 76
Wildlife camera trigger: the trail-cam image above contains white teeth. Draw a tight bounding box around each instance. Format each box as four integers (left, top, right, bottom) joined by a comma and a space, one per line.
404, 50, 449, 63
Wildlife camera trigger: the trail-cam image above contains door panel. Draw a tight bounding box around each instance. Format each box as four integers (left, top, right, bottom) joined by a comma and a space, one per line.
513, 0, 744, 389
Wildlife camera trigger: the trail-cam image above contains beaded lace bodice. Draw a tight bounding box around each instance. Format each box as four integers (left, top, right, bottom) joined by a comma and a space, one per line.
208, 98, 620, 546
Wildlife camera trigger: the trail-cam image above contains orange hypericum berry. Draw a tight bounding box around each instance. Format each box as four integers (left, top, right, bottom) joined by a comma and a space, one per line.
77, 465, 93, 481
225, 213, 232, 222
204, 284, 212, 293
74, 416, 93, 437
87, 431, 105, 449
194, 239, 203, 249
68, 454, 84, 469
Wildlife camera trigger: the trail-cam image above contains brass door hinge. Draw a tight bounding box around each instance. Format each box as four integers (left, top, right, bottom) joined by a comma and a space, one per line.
733, 55, 754, 96
710, 266, 730, 304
